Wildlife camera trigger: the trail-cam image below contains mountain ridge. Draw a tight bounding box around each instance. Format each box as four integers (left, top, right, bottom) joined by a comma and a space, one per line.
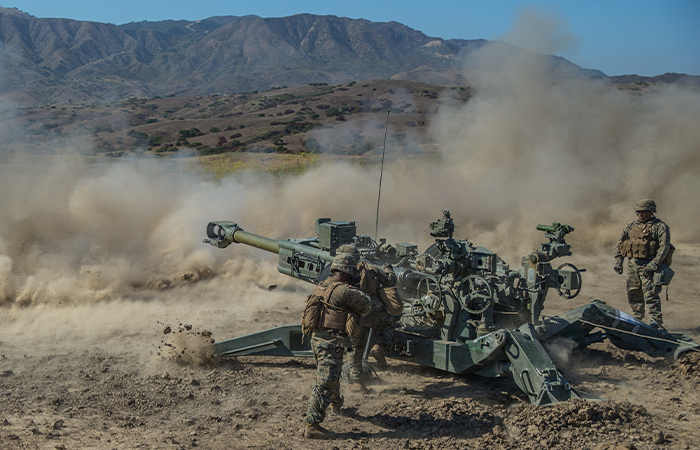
0, 7, 696, 106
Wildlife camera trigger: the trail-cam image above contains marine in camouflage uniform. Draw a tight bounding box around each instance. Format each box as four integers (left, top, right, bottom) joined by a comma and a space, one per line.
304, 254, 370, 439
336, 244, 397, 388
614, 199, 671, 328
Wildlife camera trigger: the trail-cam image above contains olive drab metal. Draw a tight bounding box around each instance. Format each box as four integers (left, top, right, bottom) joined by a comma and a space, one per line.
204, 210, 699, 406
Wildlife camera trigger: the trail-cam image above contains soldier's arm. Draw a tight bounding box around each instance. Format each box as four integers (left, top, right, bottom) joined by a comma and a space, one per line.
650, 222, 671, 268
374, 265, 397, 287
345, 287, 371, 316
614, 223, 632, 262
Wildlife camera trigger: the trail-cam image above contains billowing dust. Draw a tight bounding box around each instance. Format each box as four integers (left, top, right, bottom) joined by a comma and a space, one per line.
0, 11, 699, 450
1, 16, 699, 360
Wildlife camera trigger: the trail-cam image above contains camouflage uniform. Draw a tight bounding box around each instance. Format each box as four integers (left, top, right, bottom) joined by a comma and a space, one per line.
348, 260, 397, 382
614, 206, 671, 326
305, 278, 370, 426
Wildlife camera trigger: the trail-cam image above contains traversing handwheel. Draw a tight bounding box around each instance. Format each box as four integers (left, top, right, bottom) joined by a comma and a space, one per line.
417, 276, 442, 314
458, 275, 494, 314
555, 263, 583, 299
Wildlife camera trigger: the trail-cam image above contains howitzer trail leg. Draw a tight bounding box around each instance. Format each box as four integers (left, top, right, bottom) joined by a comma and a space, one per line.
543, 300, 699, 364
504, 324, 601, 405
213, 325, 312, 357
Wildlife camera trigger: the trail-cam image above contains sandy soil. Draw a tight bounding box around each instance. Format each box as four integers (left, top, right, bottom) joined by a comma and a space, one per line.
1, 245, 699, 450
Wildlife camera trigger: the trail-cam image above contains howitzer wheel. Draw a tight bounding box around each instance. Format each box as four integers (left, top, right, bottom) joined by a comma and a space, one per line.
555, 263, 583, 299
458, 275, 494, 314
416, 276, 442, 314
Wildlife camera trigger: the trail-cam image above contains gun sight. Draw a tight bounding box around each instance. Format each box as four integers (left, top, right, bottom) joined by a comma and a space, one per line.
536, 223, 574, 234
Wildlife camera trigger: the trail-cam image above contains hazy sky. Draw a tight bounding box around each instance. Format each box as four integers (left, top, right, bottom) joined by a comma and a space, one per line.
2, 0, 699, 77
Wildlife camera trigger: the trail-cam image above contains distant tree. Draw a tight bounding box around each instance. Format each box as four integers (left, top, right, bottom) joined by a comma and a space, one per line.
304, 137, 321, 153
179, 128, 203, 138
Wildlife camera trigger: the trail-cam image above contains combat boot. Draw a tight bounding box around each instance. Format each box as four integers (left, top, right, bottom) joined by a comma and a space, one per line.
649, 320, 669, 336
347, 381, 370, 393
329, 395, 344, 416
304, 422, 335, 439
370, 344, 388, 370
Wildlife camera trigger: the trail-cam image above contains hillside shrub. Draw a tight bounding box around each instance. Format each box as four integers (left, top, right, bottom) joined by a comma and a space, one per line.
285, 122, 320, 133
92, 125, 114, 133
198, 146, 226, 156
209, 126, 220, 133
155, 144, 178, 153
325, 107, 341, 117
304, 137, 321, 153
179, 128, 203, 138
147, 134, 166, 147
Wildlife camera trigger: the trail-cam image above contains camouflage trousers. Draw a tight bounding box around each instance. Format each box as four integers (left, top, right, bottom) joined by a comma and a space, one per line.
306, 330, 348, 424
348, 325, 394, 382
626, 258, 663, 325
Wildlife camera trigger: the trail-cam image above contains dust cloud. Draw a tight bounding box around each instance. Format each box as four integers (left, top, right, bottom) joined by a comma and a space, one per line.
496, 5, 580, 57
1, 8, 699, 356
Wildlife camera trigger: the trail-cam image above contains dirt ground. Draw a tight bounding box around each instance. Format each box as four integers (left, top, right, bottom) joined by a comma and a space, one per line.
1, 244, 699, 450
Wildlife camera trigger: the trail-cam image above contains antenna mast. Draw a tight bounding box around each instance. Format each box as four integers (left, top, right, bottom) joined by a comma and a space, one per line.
375, 110, 390, 241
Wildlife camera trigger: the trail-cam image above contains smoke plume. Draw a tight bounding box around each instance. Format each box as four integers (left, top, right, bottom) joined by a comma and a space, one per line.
1, 7, 699, 351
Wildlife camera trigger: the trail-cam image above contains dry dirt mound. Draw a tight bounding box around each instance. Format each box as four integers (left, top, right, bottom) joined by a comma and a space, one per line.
671, 351, 700, 382
501, 400, 658, 449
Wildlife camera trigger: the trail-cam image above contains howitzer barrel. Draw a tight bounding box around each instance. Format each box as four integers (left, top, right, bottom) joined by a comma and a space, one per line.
204, 221, 279, 253
205, 221, 336, 283
231, 229, 280, 254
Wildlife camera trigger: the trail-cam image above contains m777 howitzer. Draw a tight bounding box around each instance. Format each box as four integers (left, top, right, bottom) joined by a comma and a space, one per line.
203, 211, 699, 406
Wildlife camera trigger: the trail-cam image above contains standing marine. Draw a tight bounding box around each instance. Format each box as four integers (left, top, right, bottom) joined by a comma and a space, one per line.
614, 199, 672, 330
302, 254, 370, 440
336, 244, 398, 392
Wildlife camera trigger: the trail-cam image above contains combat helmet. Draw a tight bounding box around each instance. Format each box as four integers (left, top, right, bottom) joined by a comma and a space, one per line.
635, 199, 657, 214
330, 254, 358, 277
336, 244, 361, 260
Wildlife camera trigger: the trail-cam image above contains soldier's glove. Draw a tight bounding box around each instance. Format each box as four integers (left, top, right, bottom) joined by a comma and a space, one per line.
383, 264, 393, 272
613, 265, 624, 275
642, 262, 658, 277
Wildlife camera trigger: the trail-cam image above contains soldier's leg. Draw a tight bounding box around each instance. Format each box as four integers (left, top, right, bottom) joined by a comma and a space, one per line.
306, 335, 344, 425
347, 328, 369, 383
626, 261, 645, 320
370, 326, 394, 370
641, 274, 663, 326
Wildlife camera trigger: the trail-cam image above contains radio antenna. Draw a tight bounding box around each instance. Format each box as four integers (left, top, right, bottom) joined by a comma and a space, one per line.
375, 110, 390, 241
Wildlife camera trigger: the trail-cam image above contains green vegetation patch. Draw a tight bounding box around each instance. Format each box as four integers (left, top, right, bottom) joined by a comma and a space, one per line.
193, 153, 321, 180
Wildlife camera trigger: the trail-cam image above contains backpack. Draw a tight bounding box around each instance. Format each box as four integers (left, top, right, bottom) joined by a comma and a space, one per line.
301, 281, 351, 335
